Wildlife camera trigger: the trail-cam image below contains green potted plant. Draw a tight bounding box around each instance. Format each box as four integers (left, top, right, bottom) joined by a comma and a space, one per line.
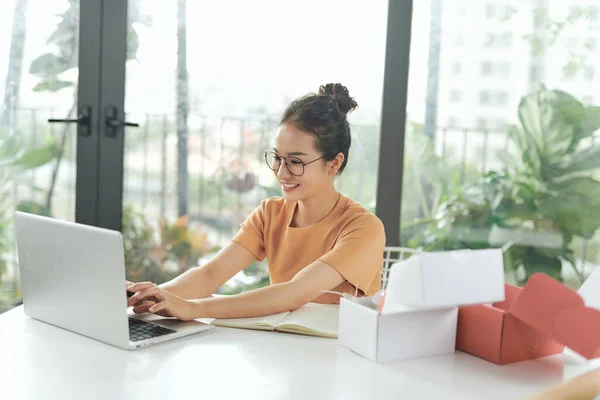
409, 88, 600, 286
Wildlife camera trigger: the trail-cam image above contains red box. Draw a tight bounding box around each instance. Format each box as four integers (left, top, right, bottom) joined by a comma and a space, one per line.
457, 273, 600, 364
456, 282, 563, 364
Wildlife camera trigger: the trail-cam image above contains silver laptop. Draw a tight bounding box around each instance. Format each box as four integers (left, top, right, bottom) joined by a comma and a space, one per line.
14, 211, 212, 350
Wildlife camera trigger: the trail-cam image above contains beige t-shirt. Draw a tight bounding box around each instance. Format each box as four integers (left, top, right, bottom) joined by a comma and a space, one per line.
232, 193, 386, 304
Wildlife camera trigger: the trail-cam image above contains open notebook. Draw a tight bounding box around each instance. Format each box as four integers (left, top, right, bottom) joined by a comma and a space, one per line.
211, 302, 339, 338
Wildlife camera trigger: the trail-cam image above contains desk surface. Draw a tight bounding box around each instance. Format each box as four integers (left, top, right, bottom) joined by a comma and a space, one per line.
1, 306, 598, 400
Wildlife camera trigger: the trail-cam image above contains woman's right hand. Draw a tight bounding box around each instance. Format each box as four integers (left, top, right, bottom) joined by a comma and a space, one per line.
126, 280, 157, 313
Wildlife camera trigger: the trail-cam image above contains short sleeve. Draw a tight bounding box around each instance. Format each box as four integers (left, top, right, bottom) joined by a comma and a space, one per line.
319, 214, 386, 296
231, 201, 267, 261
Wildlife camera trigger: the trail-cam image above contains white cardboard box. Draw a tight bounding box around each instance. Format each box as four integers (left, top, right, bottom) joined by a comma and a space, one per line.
338, 248, 505, 363
338, 297, 458, 363
577, 266, 600, 309
385, 248, 505, 308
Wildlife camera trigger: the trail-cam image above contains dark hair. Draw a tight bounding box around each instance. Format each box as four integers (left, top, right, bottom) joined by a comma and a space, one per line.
279, 83, 358, 174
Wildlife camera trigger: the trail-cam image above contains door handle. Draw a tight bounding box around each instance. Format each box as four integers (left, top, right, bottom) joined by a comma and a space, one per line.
104, 105, 139, 137
48, 106, 91, 137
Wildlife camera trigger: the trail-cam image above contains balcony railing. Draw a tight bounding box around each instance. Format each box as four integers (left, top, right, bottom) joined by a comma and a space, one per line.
7, 108, 535, 222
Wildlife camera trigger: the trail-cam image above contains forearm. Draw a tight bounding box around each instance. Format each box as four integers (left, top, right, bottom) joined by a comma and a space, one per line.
525, 368, 600, 400
159, 265, 221, 300
158, 242, 256, 300
190, 281, 307, 319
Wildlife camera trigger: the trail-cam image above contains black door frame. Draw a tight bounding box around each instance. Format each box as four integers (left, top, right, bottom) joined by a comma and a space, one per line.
375, 0, 413, 246
74, 0, 104, 226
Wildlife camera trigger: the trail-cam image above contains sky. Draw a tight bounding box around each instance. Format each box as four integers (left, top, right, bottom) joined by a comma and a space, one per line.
0, 0, 431, 126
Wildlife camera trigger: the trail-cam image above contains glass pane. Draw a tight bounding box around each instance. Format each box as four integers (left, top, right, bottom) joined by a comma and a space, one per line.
0, 0, 79, 313
123, 0, 388, 292
403, 0, 600, 288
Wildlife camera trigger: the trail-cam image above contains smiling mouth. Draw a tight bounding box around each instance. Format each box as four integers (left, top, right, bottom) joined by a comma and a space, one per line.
280, 182, 300, 192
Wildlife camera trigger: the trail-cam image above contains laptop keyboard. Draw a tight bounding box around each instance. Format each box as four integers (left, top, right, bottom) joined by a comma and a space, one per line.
128, 317, 176, 342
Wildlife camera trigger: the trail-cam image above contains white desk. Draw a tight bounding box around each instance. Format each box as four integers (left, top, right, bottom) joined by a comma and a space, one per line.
1, 306, 598, 400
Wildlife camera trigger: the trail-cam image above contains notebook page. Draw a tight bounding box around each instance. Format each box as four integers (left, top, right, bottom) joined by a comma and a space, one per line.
277, 303, 339, 337
212, 311, 290, 330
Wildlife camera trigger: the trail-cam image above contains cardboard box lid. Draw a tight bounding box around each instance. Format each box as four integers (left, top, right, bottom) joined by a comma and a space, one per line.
383, 248, 505, 310
509, 272, 600, 360
578, 267, 600, 310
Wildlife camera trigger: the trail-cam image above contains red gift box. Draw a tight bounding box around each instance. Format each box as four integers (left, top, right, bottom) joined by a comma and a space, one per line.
456, 280, 562, 365
456, 273, 600, 364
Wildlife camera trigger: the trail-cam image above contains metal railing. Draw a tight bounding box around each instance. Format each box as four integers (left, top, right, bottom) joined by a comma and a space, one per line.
7, 107, 531, 231
11, 107, 600, 225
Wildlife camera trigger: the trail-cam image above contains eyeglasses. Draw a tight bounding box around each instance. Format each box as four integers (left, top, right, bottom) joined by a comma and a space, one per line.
264, 151, 326, 177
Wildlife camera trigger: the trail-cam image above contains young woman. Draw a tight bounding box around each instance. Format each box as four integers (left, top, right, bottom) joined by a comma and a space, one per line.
127, 83, 386, 321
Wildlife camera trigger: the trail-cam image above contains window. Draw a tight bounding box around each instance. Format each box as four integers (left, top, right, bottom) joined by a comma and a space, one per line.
478, 119, 506, 130
496, 91, 508, 105
477, 118, 490, 129
485, 3, 495, 19
479, 90, 507, 105
485, 32, 513, 48
486, 3, 513, 21
482, 62, 510, 77
448, 117, 460, 127
480, 91, 490, 104
449, 89, 462, 102
497, 62, 510, 76
452, 63, 462, 75
500, 5, 514, 21
482, 62, 492, 75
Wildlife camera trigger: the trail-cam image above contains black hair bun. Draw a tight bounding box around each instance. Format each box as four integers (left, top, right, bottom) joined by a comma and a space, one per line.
318, 83, 358, 115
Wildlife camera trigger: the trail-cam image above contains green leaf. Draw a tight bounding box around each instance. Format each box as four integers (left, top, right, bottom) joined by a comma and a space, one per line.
11, 135, 59, 170
521, 248, 563, 283
580, 106, 600, 139
16, 201, 53, 217
29, 53, 70, 77
541, 177, 600, 238
552, 176, 600, 200
0, 132, 25, 164
33, 80, 73, 92
507, 125, 527, 157
518, 90, 582, 162
548, 144, 600, 178
509, 125, 541, 175
497, 148, 522, 171
502, 244, 523, 273
46, 11, 77, 49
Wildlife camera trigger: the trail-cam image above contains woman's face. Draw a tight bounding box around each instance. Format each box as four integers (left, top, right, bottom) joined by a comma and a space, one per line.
271, 123, 334, 202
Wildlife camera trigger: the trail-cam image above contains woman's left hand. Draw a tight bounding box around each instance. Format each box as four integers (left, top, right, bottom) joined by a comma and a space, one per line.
127, 282, 197, 321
